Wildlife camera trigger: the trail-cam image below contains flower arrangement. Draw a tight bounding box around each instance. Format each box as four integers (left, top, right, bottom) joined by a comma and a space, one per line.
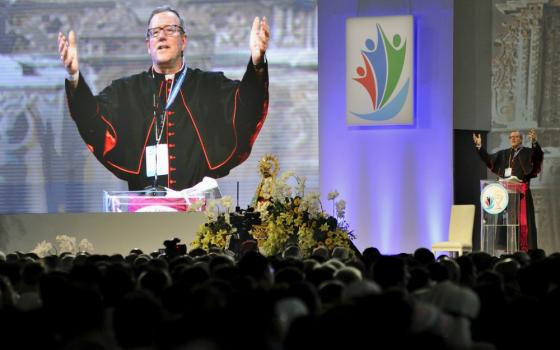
190, 196, 236, 251
31, 234, 95, 257
192, 155, 355, 257
258, 172, 355, 256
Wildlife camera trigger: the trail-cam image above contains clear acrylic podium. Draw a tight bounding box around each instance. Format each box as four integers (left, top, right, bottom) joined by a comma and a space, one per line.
480, 180, 522, 256
103, 190, 207, 212
103, 177, 222, 212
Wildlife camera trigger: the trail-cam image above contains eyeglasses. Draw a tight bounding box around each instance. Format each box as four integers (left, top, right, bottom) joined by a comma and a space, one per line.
146, 24, 184, 39
509, 135, 521, 139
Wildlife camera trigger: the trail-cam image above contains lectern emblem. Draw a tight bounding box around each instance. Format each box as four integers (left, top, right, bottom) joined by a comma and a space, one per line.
480, 183, 509, 215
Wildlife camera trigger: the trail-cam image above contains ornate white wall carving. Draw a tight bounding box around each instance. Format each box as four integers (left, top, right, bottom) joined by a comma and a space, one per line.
491, 0, 560, 253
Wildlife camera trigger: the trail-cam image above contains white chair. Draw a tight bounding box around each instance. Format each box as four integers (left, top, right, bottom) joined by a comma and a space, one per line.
432, 204, 475, 257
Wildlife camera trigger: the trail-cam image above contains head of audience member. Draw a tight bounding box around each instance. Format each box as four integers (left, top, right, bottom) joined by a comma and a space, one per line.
407, 266, 431, 292
60, 254, 75, 272
476, 270, 504, 293
208, 254, 234, 275
512, 251, 531, 266
237, 250, 274, 288
6, 253, 19, 263
362, 246, 381, 261
331, 246, 350, 262
342, 279, 381, 302
130, 248, 144, 255
238, 240, 259, 259
427, 261, 449, 283
438, 257, 461, 283
275, 266, 305, 287
306, 264, 336, 288
133, 254, 152, 269
20, 261, 45, 290
470, 251, 494, 273
456, 255, 476, 287
212, 264, 241, 285
413, 247, 436, 266
175, 263, 210, 292
493, 257, 520, 285
334, 266, 363, 286
424, 279, 480, 320
187, 247, 207, 258
324, 258, 345, 272
101, 263, 135, 308
114, 290, 163, 349
529, 248, 546, 262
42, 255, 60, 272
275, 297, 309, 339
287, 281, 320, 315
370, 255, 409, 291
311, 246, 330, 261
318, 280, 345, 308
137, 268, 172, 298
282, 245, 302, 260
0, 275, 17, 309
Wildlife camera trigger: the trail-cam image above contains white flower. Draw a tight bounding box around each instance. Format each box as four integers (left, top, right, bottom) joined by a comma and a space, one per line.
206, 210, 218, 221
299, 199, 309, 212
336, 199, 346, 218
328, 190, 339, 201
78, 239, 95, 254
206, 199, 219, 212
188, 198, 205, 212
221, 196, 233, 212
280, 171, 296, 182
31, 240, 54, 258
272, 182, 291, 200
296, 176, 306, 195
56, 235, 77, 254
304, 192, 321, 215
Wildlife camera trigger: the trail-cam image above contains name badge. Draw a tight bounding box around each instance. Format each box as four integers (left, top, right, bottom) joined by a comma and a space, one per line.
504, 167, 512, 178
146, 144, 169, 177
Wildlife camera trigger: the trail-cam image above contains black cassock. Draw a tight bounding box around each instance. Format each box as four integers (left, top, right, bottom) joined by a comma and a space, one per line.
477, 143, 544, 250
65, 60, 268, 191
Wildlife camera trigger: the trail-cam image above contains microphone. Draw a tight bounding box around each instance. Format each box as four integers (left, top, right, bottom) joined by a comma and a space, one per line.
143, 184, 166, 196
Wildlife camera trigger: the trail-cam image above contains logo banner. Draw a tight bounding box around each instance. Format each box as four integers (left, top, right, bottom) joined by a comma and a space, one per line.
346, 16, 414, 126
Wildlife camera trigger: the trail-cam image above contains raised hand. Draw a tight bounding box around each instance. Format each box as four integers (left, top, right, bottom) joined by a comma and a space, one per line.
528, 128, 538, 144
58, 30, 79, 76
250, 17, 269, 66
473, 133, 482, 148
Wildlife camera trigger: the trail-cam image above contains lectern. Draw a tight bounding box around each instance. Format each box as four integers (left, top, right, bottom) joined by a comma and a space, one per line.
480, 180, 523, 256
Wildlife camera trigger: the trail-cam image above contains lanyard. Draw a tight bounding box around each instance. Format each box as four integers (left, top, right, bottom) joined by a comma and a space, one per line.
164, 64, 187, 112
509, 147, 522, 167
153, 64, 188, 144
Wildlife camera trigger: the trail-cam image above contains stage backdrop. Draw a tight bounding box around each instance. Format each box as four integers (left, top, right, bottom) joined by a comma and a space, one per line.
0, 0, 318, 213
319, 0, 454, 254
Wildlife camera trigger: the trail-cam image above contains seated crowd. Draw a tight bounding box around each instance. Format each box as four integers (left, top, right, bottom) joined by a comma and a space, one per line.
0, 244, 559, 350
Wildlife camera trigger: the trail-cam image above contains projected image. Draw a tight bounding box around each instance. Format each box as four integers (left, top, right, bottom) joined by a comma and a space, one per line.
0, 0, 318, 213
491, 0, 560, 251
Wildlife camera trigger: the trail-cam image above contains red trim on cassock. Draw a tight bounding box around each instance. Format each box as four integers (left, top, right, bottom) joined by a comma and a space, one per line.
180, 88, 239, 170
100, 115, 117, 157
166, 110, 171, 188
249, 91, 269, 147
106, 118, 155, 175
105, 80, 165, 175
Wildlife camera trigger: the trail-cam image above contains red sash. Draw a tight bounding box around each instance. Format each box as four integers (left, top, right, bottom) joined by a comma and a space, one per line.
519, 182, 529, 252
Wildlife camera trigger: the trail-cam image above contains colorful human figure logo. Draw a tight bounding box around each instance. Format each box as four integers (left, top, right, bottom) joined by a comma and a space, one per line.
351, 24, 410, 121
